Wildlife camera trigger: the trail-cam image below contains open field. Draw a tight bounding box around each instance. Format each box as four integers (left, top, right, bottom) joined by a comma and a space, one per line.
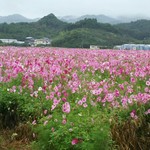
0, 47, 150, 150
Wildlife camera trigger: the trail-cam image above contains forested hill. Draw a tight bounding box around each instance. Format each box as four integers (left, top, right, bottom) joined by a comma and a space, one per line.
115, 20, 150, 41
0, 13, 150, 48
0, 13, 67, 40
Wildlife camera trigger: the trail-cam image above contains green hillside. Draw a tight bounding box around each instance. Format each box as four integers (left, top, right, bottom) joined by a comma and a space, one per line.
0, 13, 150, 48
115, 20, 150, 42
0, 13, 67, 41
52, 18, 137, 48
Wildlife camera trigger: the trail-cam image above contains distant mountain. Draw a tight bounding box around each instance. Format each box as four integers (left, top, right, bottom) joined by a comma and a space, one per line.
1, 13, 150, 25
59, 15, 120, 24
0, 14, 39, 24
58, 16, 78, 23
59, 14, 150, 24
77, 15, 121, 24
38, 13, 67, 28
116, 15, 150, 23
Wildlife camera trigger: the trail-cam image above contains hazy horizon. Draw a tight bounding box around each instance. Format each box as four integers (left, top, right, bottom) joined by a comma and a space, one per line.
0, 0, 150, 19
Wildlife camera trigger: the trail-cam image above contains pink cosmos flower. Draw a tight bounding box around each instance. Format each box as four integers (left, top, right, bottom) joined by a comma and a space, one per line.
43, 109, 48, 115
50, 92, 54, 99
51, 104, 57, 111
121, 97, 128, 107
62, 118, 67, 124
146, 81, 150, 86
72, 72, 78, 79
62, 97, 67, 102
57, 92, 61, 97
46, 95, 50, 100
114, 89, 120, 97
44, 120, 48, 126
32, 120, 36, 125
63, 91, 68, 97
130, 77, 136, 83
107, 93, 114, 102
62, 102, 70, 113
145, 109, 150, 115
130, 110, 138, 119
78, 100, 83, 105
83, 103, 88, 108
91, 90, 96, 95
119, 84, 124, 90
96, 96, 101, 102
71, 138, 79, 145
53, 98, 60, 105
144, 87, 149, 93
82, 97, 86, 103
54, 86, 59, 92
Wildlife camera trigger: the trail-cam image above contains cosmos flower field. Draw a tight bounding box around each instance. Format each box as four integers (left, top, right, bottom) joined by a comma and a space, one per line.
0, 47, 150, 149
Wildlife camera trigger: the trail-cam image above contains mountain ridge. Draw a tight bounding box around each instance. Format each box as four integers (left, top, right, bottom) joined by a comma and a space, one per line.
0, 13, 150, 24
0, 14, 39, 24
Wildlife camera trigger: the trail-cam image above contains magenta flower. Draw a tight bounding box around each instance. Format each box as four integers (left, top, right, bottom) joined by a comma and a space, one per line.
106, 93, 114, 102
82, 97, 86, 103
62, 102, 70, 113
71, 138, 79, 145
62, 97, 67, 102
130, 77, 136, 83
130, 110, 138, 119
119, 84, 124, 90
114, 89, 120, 97
63, 91, 68, 97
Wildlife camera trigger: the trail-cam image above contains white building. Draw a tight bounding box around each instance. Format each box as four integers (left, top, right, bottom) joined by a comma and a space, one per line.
0, 39, 24, 44
114, 44, 150, 50
90, 45, 99, 49
34, 38, 51, 46
0, 39, 17, 43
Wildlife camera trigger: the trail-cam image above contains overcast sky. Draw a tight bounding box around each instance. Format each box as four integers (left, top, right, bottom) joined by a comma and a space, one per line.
0, 0, 149, 18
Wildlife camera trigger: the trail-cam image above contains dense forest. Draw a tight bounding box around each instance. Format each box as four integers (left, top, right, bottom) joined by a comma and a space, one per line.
0, 13, 150, 48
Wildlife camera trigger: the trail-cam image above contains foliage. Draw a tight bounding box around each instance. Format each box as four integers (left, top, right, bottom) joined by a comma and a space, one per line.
51, 28, 133, 48
115, 19, 150, 41
0, 87, 25, 128
32, 105, 112, 150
